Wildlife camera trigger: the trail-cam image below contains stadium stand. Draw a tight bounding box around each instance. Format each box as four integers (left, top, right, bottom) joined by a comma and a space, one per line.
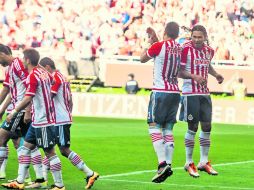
0, 0, 253, 92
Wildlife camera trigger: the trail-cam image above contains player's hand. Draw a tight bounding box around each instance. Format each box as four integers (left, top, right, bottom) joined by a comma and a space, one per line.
216, 74, 224, 84
6, 113, 13, 123
193, 75, 207, 86
24, 111, 32, 124
146, 27, 159, 44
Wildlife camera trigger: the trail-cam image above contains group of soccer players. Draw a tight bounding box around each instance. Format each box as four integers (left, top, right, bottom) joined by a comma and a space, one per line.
140, 22, 224, 183
0, 45, 99, 190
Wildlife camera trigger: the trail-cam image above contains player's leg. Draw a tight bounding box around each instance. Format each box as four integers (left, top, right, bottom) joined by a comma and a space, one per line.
0, 145, 8, 180
198, 96, 218, 175
56, 124, 99, 189
38, 126, 64, 190
147, 92, 170, 183
1, 126, 37, 189
42, 156, 50, 182
161, 93, 180, 174
182, 96, 200, 177
0, 117, 18, 169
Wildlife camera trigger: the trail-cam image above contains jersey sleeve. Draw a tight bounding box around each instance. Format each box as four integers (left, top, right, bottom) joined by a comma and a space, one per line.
180, 47, 189, 67
13, 58, 28, 86
51, 74, 62, 94
146, 42, 163, 58
25, 73, 38, 97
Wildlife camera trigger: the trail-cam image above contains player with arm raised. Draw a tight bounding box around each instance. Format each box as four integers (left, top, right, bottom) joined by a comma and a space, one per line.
140, 22, 182, 183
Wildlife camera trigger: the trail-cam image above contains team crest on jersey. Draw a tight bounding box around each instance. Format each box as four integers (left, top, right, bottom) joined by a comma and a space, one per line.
205, 52, 211, 59
188, 114, 193, 121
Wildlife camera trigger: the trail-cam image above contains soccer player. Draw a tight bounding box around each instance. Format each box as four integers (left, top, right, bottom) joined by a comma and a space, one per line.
2, 49, 64, 190
140, 22, 182, 183
39, 57, 99, 189
0, 45, 43, 184
178, 25, 224, 177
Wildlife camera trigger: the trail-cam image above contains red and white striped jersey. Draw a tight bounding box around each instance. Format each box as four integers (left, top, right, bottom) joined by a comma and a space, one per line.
180, 41, 214, 95
3, 58, 28, 111
146, 39, 181, 93
51, 70, 72, 125
25, 67, 55, 127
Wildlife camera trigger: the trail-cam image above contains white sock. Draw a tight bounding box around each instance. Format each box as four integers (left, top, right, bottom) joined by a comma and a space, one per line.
0, 147, 7, 169
0, 146, 8, 175
17, 146, 31, 183
42, 156, 49, 181
185, 130, 196, 164
68, 151, 93, 177
162, 128, 174, 165
199, 131, 211, 164
149, 126, 166, 164
31, 147, 43, 179
49, 155, 64, 187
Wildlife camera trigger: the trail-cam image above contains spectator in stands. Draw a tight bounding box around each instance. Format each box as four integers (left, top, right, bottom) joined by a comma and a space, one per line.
0, 0, 253, 67
125, 73, 139, 94
232, 77, 247, 100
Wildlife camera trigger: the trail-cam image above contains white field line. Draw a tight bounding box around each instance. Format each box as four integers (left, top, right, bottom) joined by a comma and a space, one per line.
101, 178, 254, 190
101, 160, 254, 179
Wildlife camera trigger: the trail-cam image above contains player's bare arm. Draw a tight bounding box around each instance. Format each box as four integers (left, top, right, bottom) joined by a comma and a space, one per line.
69, 94, 73, 113
0, 86, 10, 105
6, 96, 33, 123
208, 64, 224, 84
24, 103, 32, 124
0, 94, 11, 120
178, 66, 207, 85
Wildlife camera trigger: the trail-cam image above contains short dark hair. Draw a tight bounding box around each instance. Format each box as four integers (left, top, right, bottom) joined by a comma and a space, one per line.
5, 45, 12, 55
0, 44, 11, 55
164, 22, 179, 39
128, 73, 134, 79
39, 57, 56, 69
191, 25, 208, 38
23, 49, 40, 66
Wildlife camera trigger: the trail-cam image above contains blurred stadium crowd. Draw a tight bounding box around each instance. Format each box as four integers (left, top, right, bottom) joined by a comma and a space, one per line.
0, 0, 253, 62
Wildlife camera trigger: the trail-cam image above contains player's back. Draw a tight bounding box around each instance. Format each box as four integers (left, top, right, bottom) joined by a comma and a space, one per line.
147, 39, 181, 93
4, 58, 28, 109
26, 67, 55, 127
51, 70, 72, 125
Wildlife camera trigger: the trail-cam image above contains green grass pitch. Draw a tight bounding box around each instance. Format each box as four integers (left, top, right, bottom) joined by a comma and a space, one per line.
1, 117, 254, 190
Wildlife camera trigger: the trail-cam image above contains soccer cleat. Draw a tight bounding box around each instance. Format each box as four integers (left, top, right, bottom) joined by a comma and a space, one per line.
7, 177, 31, 184
184, 162, 200, 178
1, 180, 25, 189
48, 185, 65, 190
85, 172, 99, 189
25, 178, 48, 189
0, 172, 6, 180
152, 162, 172, 183
197, 161, 218, 175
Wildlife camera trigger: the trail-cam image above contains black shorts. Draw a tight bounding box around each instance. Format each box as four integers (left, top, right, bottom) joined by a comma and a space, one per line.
25, 125, 56, 149
180, 95, 212, 123
55, 124, 71, 147
147, 92, 180, 125
1, 112, 28, 139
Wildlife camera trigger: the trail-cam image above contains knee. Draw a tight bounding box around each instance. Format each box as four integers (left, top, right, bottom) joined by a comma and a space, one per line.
201, 122, 211, 132
188, 123, 199, 132
59, 147, 70, 158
